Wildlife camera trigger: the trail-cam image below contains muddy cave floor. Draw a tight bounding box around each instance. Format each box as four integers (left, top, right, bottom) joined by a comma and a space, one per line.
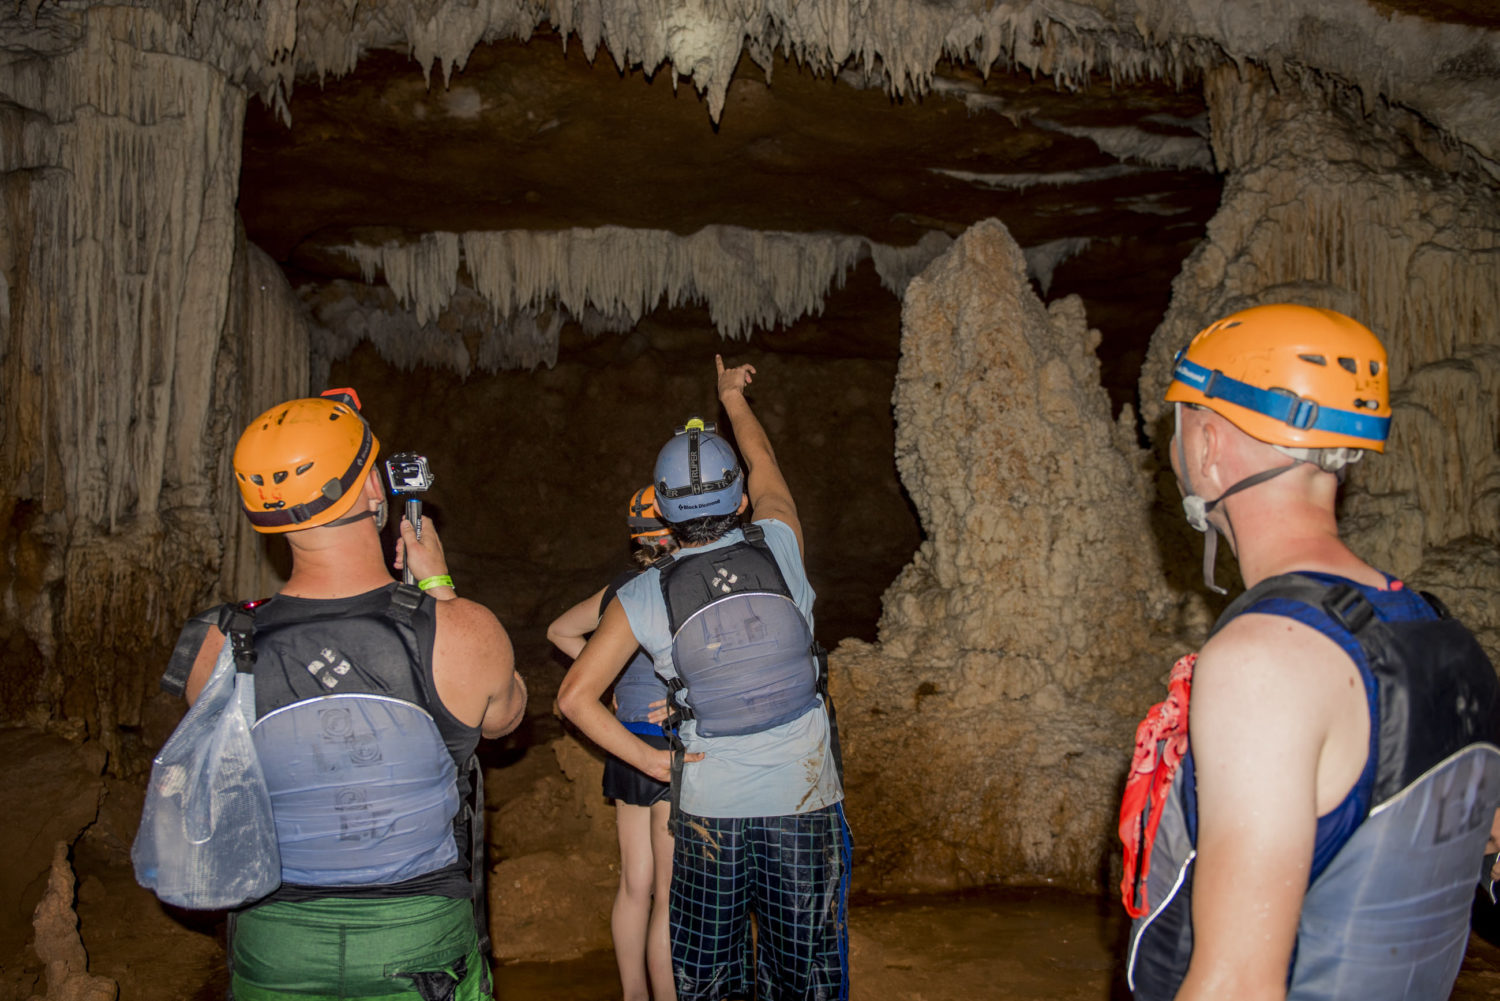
57, 824, 1500, 1001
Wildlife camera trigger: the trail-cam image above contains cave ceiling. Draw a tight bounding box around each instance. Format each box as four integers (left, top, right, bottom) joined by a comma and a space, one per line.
230, 0, 1500, 391
239, 36, 1227, 395
241, 39, 1222, 265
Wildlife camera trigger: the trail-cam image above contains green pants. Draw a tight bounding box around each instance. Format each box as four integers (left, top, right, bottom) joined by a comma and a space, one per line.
231, 895, 490, 1001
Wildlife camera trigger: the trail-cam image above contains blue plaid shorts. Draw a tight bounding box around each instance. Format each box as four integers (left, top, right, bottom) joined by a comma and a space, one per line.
669, 804, 851, 1001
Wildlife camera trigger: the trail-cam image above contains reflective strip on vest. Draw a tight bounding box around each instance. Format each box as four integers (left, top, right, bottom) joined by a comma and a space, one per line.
252, 693, 460, 887
670, 590, 820, 738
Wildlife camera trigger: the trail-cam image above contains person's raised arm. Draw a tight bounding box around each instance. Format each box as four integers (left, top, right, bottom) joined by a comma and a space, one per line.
716, 354, 803, 555
1175, 615, 1335, 1001
547, 587, 609, 660
557, 598, 701, 782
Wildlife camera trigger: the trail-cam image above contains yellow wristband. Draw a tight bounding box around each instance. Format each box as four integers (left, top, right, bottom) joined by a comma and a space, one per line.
417, 574, 454, 592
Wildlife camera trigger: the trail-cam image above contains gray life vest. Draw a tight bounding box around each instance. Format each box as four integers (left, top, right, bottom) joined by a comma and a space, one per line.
245, 585, 478, 896
1127, 574, 1500, 1000
656, 525, 820, 738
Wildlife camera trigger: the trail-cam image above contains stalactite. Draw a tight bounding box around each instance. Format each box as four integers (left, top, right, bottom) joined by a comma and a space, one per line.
332, 225, 953, 364
933, 164, 1148, 191
1023, 237, 1092, 296
1031, 119, 1212, 170
59, 0, 1487, 176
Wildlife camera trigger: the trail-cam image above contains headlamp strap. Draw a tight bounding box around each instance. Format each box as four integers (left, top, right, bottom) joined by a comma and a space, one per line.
687, 430, 703, 494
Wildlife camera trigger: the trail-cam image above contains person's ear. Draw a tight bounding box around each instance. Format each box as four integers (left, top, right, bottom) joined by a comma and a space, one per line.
364, 467, 386, 506
1194, 416, 1230, 496
737, 492, 749, 515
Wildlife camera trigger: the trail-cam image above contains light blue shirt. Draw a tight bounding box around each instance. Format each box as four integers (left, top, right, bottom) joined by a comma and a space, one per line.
617, 518, 843, 818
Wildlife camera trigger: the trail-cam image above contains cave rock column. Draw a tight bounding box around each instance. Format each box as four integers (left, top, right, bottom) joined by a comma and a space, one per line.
833, 219, 1177, 892
0, 7, 307, 761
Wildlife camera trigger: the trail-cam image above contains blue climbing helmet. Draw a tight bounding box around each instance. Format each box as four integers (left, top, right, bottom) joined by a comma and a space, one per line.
653, 418, 742, 523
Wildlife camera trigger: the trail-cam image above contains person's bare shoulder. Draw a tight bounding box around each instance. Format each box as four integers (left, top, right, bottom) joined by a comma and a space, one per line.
432, 596, 518, 730
1194, 611, 1352, 716
1192, 610, 1366, 818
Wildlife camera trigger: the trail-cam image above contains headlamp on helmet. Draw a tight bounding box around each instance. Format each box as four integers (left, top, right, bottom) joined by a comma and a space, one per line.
652, 418, 743, 523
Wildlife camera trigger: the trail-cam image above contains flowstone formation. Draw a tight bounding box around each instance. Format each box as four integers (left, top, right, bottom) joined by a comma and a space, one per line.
833, 220, 1180, 892
0, 3, 313, 763
1140, 64, 1500, 657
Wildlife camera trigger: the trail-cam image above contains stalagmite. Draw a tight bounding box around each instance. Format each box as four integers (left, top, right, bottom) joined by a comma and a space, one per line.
27, 843, 116, 1001
832, 219, 1179, 891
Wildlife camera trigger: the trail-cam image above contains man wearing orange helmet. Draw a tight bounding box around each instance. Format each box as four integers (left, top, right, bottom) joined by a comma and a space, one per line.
174, 391, 525, 1001
1119, 304, 1500, 1000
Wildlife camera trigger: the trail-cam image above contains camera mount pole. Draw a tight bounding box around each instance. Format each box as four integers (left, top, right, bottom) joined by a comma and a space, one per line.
401, 496, 422, 585
384, 452, 435, 586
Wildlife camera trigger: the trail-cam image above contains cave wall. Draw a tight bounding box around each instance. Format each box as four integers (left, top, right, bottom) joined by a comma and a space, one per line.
1141, 63, 1500, 656
0, 7, 310, 762
831, 61, 1500, 896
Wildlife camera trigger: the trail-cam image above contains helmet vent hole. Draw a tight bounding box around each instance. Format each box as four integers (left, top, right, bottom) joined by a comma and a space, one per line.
329, 412, 340, 421
1369, 361, 1381, 376
1298, 353, 1327, 366
1338, 357, 1357, 373
273, 471, 288, 484
250, 474, 264, 485
296, 462, 314, 476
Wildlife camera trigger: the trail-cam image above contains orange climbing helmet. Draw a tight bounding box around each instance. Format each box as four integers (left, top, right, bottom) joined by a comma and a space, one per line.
627, 485, 671, 542
232, 388, 380, 534
1164, 303, 1390, 453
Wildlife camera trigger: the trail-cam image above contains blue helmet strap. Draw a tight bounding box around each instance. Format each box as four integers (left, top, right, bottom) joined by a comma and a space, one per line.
1171, 354, 1389, 443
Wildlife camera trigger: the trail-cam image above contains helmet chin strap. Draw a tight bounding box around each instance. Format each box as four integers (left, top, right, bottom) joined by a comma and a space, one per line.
326, 499, 387, 531
1174, 403, 1301, 595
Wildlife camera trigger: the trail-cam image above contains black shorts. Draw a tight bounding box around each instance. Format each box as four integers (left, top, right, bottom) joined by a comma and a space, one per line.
603, 732, 672, 807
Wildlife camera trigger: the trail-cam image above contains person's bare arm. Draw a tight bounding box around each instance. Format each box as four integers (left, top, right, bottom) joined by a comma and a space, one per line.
556, 598, 701, 782
184, 627, 227, 705
546, 587, 608, 660
716, 355, 803, 555
433, 597, 525, 738
1175, 615, 1348, 1001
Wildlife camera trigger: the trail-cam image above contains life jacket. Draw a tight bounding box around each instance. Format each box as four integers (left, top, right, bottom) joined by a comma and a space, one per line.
1121, 573, 1500, 1000
654, 524, 821, 738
